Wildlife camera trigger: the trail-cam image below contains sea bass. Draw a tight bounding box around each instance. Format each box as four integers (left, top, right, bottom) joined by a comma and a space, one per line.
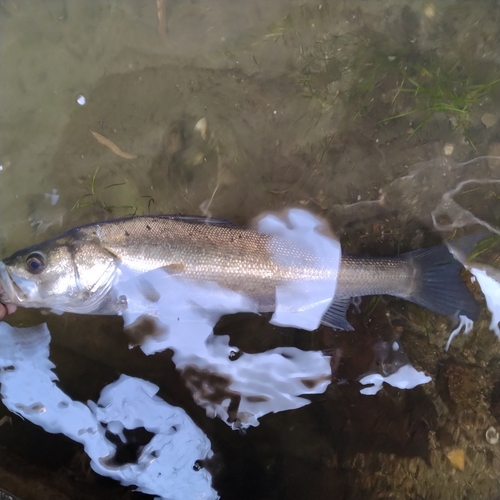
0, 213, 479, 329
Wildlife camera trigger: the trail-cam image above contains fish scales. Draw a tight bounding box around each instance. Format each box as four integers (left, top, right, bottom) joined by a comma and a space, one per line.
337, 256, 416, 299
80, 217, 338, 308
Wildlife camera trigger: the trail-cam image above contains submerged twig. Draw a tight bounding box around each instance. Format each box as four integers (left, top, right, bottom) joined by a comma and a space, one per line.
156, 0, 169, 42
90, 131, 138, 160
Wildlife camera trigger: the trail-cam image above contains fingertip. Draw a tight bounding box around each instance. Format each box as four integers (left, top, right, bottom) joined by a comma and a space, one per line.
5, 304, 16, 315
0, 303, 16, 320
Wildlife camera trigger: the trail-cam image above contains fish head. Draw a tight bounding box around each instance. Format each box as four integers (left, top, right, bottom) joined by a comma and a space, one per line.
0, 231, 119, 313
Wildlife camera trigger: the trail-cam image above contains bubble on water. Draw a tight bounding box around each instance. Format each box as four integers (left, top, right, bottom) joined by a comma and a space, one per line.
486, 426, 499, 445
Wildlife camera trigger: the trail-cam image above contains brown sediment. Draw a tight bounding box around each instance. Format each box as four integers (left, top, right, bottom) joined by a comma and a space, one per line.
163, 263, 186, 274
301, 375, 331, 390
123, 315, 167, 347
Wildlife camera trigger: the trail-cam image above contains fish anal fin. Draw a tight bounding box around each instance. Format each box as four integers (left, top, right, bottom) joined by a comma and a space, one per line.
321, 297, 354, 331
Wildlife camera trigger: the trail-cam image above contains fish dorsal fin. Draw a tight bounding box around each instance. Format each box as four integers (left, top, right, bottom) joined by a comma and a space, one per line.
156, 214, 237, 227
321, 297, 354, 331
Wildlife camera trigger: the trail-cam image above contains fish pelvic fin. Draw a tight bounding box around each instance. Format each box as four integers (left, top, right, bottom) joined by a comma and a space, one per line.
404, 244, 479, 321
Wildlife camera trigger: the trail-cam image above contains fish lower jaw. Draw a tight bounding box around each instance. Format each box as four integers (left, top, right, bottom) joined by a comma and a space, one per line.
7, 281, 32, 304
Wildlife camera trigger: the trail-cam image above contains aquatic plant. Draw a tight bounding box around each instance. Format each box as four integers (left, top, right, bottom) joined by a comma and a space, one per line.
262, 13, 296, 43
381, 62, 500, 144
468, 232, 500, 263
307, 28, 500, 144
71, 167, 153, 215
351, 32, 500, 143
261, 4, 318, 44
257, 2, 500, 148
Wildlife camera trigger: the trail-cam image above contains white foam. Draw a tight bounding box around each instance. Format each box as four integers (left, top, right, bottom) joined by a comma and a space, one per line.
445, 314, 474, 351
44, 189, 59, 206
0, 323, 107, 448
446, 237, 500, 345
469, 268, 500, 339
178, 338, 331, 428
256, 208, 341, 331
116, 266, 332, 429
0, 322, 218, 500
359, 364, 432, 395
89, 375, 217, 499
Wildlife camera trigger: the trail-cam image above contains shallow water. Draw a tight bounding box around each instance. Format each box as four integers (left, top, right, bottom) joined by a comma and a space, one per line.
2, 1, 500, 499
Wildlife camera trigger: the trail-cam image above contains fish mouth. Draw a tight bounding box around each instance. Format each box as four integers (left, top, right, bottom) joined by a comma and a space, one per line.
0, 262, 29, 304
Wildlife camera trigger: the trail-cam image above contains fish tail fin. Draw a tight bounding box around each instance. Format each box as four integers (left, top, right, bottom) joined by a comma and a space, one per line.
403, 244, 479, 320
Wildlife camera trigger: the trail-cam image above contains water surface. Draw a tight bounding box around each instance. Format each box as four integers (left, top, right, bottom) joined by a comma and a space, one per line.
2, 1, 500, 499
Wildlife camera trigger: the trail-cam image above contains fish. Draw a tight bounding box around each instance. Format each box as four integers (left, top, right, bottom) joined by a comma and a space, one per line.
0, 213, 479, 329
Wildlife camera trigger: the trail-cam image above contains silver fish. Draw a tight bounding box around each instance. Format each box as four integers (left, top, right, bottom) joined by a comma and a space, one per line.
0, 214, 479, 329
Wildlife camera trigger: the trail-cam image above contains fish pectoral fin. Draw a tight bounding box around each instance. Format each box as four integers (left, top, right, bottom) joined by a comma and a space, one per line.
321, 297, 354, 331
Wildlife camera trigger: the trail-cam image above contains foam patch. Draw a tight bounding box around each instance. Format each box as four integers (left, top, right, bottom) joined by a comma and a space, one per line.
256, 209, 341, 330
445, 315, 474, 351
0, 322, 218, 500
359, 364, 432, 396
469, 268, 500, 339
115, 266, 332, 429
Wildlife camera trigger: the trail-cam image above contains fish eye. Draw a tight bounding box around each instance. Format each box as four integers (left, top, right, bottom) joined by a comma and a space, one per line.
26, 253, 46, 274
